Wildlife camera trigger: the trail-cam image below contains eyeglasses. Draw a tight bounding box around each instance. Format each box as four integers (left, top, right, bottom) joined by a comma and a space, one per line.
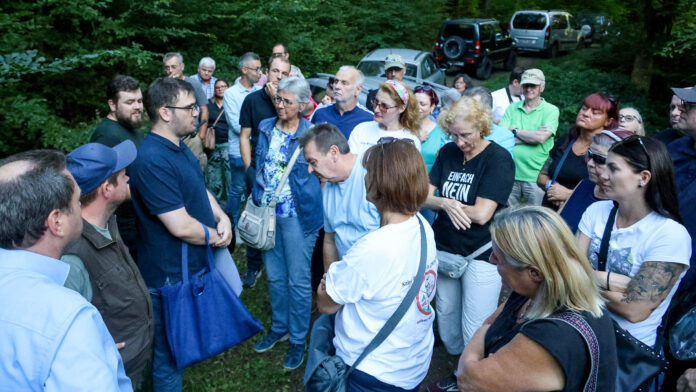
215, 85, 229, 90
272, 96, 296, 106
619, 114, 641, 123
165, 104, 199, 115
243, 66, 264, 73
377, 136, 415, 146
585, 149, 607, 165
619, 135, 651, 170
373, 98, 397, 112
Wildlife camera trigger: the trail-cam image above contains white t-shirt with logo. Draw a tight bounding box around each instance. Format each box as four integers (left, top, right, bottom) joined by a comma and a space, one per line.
348, 121, 421, 155
491, 86, 523, 123
579, 200, 691, 346
325, 214, 437, 389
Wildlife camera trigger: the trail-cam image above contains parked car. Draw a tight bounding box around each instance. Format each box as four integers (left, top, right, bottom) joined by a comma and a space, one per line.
306, 73, 449, 109
577, 13, 611, 46
433, 18, 517, 80
356, 48, 446, 85
509, 10, 590, 58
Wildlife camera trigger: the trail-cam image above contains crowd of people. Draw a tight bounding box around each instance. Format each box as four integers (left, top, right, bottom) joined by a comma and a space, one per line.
1, 42, 696, 392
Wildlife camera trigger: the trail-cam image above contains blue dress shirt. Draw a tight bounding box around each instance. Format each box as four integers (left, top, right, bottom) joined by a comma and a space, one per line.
0, 248, 131, 391
223, 81, 260, 157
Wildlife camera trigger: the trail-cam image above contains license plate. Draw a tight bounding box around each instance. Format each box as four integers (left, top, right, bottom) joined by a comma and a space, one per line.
520, 39, 534, 44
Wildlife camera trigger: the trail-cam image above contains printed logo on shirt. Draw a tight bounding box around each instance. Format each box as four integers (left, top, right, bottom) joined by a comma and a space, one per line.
417, 269, 437, 315
441, 171, 475, 203
588, 237, 634, 276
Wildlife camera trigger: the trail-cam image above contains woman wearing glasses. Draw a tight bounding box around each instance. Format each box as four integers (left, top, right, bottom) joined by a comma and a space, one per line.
415, 85, 447, 173
424, 97, 514, 392
558, 129, 634, 233
204, 79, 231, 207
316, 139, 437, 392
348, 80, 421, 155
577, 136, 690, 352
537, 93, 619, 211
618, 107, 646, 136
250, 77, 323, 371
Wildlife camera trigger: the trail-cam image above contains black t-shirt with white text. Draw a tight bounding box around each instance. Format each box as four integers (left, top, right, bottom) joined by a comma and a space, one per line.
429, 141, 514, 260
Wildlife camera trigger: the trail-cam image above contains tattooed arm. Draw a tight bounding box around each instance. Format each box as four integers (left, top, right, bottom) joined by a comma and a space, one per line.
603, 261, 685, 323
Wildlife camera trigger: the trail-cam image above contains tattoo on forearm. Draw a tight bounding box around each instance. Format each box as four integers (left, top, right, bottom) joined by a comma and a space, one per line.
622, 262, 682, 303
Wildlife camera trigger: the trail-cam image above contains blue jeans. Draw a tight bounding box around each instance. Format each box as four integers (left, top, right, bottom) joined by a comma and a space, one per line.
262, 215, 318, 344
149, 288, 182, 391
227, 155, 246, 225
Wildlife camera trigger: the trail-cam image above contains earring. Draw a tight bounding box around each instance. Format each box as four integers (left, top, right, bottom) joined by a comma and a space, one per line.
638, 183, 644, 188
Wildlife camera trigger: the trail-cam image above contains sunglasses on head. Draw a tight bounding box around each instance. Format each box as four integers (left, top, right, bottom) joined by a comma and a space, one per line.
377, 136, 415, 146
414, 85, 433, 93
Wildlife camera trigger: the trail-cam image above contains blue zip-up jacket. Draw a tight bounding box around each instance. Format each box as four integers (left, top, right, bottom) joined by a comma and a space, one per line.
251, 116, 323, 235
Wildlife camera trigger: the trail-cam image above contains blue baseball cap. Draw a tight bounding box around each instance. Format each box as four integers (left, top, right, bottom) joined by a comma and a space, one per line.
66, 140, 137, 195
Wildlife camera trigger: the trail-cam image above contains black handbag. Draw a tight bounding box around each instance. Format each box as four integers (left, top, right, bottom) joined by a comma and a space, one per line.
303, 216, 428, 392
599, 206, 668, 392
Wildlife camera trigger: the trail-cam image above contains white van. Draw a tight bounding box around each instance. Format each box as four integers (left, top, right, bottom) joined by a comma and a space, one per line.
509, 10, 589, 58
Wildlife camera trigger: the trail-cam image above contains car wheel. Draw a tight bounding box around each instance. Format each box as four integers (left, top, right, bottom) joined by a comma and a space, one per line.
504, 50, 517, 71
443, 36, 466, 60
545, 43, 558, 59
475, 57, 492, 80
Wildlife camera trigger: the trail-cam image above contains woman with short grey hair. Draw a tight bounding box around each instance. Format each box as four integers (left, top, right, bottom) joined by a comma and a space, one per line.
250, 76, 323, 371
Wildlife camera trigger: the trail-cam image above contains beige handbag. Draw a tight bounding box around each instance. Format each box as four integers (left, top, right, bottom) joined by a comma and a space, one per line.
204, 108, 224, 151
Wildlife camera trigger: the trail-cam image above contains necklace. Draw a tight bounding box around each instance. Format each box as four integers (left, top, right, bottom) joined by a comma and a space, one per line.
518, 299, 534, 321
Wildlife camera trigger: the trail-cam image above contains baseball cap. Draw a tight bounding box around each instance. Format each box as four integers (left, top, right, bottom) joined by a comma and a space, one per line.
671, 85, 696, 104
384, 54, 405, 70
67, 140, 137, 195
520, 69, 545, 85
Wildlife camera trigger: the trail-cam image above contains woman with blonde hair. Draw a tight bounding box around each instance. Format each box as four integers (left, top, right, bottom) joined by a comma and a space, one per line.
425, 97, 514, 392
457, 206, 617, 391
348, 80, 421, 154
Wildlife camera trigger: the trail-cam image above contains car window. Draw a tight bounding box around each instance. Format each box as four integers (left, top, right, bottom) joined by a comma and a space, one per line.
568, 15, 578, 29
421, 56, 437, 79
512, 13, 547, 30
405, 64, 417, 78
443, 23, 475, 40
479, 24, 493, 41
551, 15, 568, 29
357, 61, 383, 77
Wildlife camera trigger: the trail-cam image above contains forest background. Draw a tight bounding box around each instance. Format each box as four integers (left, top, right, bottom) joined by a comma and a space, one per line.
1, 0, 695, 156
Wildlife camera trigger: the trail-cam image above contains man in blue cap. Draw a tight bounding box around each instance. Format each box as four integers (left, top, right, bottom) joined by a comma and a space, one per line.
61, 140, 153, 390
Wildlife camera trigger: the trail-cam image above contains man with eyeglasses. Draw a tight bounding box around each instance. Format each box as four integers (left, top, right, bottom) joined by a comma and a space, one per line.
238, 55, 291, 288
223, 52, 262, 238
190, 57, 217, 100
163, 52, 210, 170
499, 68, 559, 207
271, 43, 304, 79
311, 66, 373, 139
129, 77, 233, 391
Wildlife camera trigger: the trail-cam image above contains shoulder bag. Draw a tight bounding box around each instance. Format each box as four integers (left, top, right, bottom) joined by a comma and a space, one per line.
238, 145, 301, 251
598, 205, 668, 392
204, 107, 224, 151
304, 217, 428, 392
438, 241, 491, 279
545, 138, 575, 190
160, 224, 264, 369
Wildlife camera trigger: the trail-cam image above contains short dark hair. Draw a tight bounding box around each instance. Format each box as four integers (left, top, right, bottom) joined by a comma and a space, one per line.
107, 75, 140, 102
145, 77, 195, 125
272, 43, 288, 54
362, 140, 429, 215
453, 74, 472, 89
0, 150, 75, 249
299, 123, 350, 154
79, 171, 120, 207
268, 55, 290, 69
510, 67, 525, 84
609, 136, 681, 221
238, 52, 260, 71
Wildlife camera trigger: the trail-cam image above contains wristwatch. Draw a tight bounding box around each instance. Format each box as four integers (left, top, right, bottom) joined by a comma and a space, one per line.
511, 128, 519, 138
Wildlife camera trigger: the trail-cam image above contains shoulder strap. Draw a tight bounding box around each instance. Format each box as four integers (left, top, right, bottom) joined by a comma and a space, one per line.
550, 138, 575, 183
270, 146, 302, 203
598, 205, 618, 271
211, 107, 225, 127
347, 216, 428, 375
545, 312, 600, 392
467, 241, 492, 261
179, 224, 216, 284
505, 87, 514, 104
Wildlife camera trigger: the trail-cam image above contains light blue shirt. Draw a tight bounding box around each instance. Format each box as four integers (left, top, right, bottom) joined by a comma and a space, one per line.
190, 73, 217, 100
0, 248, 132, 391
223, 81, 260, 157
323, 154, 381, 258
485, 123, 515, 157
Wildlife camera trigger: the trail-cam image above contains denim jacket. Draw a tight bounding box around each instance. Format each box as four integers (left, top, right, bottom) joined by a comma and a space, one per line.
251, 116, 323, 235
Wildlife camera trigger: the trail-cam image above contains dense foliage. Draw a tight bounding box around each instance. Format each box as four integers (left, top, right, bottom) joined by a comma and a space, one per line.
1, 0, 694, 156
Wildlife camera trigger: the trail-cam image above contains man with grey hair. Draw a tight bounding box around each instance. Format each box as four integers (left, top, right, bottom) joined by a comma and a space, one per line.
223, 52, 262, 232
464, 86, 515, 156
299, 123, 380, 269
190, 57, 217, 100
163, 52, 210, 168
311, 66, 372, 139
0, 150, 131, 390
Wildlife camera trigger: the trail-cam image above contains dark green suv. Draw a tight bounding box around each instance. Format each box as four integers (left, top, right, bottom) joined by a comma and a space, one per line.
434, 18, 517, 80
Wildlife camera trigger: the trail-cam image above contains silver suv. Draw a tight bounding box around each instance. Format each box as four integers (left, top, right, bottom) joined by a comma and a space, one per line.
509, 10, 589, 58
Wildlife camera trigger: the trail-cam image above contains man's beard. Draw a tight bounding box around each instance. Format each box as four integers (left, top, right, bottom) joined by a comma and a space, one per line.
116, 112, 142, 129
